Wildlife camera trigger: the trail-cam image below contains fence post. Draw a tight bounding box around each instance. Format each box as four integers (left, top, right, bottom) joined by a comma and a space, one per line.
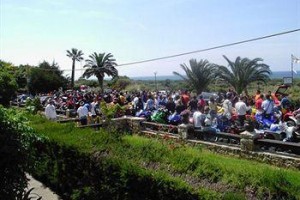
240, 129, 259, 151
178, 124, 193, 139
127, 117, 146, 134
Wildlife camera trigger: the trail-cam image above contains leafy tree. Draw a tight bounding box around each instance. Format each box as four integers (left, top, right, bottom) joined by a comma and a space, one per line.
173, 59, 217, 94
66, 48, 84, 89
76, 77, 99, 88
28, 61, 68, 94
0, 60, 15, 71
217, 55, 271, 95
108, 76, 131, 91
0, 67, 18, 106
164, 79, 171, 89
82, 52, 118, 93
15, 64, 35, 91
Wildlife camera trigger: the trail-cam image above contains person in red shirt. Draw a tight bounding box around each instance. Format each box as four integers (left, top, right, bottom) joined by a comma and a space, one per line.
181, 90, 190, 108
197, 95, 206, 112
255, 94, 264, 112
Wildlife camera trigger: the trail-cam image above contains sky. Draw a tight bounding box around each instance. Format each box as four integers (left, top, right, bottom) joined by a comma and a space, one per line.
1, 0, 300, 80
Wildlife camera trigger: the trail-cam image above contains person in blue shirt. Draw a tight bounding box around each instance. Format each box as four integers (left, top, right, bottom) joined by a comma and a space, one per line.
281, 94, 291, 109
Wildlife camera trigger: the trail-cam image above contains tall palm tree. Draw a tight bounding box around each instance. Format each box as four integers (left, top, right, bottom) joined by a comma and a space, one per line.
173, 59, 218, 94
66, 48, 84, 89
82, 52, 118, 92
217, 55, 271, 95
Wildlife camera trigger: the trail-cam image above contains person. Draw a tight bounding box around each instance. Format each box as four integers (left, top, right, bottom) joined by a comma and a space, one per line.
45, 100, 57, 120
175, 97, 186, 114
254, 90, 261, 101
235, 96, 251, 126
165, 96, 176, 114
132, 93, 140, 112
262, 94, 275, 119
280, 94, 291, 109
193, 106, 206, 130
181, 90, 190, 109
222, 93, 233, 119
188, 95, 198, 112
144, 94, 155, 111
77, 101, 89, 125
197, 95, 206, 112
255, 94, 264, 113
208, 96, 217, 120
90, 98, 98, 117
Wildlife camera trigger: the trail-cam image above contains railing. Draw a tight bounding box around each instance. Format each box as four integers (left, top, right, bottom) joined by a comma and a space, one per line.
142, 121, 299, 155
141, 121, 178, 134
255, 139, 300, 155
193, 129, 241, 145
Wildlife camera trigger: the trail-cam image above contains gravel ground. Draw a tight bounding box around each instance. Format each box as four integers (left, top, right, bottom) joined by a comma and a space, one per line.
26, 174, 60, 200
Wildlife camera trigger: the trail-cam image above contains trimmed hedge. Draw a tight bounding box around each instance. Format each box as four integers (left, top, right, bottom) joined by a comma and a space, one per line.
26, 113, 300, 199
29, 139, 204, 200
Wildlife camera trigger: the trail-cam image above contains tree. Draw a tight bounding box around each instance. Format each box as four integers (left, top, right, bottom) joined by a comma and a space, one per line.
173, 59, 218, 94
82, 52, 118, 92
0, 68, 18, 106
66, 48, 84, 89
28, 61, 68, 94
108, 76, 132, 91
216, 55, 271, 95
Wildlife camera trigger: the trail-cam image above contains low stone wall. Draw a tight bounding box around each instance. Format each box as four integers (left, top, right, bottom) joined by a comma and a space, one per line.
112, 116, 300, 170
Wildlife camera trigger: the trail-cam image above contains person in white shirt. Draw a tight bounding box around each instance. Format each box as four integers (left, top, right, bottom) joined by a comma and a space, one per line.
45, 100, 57, 120
193, 106, 207, 130
235, 96, 251, 126
261, 94, 275, 119
222, 93, 233, 119
90, 98, 98, 117
77, 101, 89, 125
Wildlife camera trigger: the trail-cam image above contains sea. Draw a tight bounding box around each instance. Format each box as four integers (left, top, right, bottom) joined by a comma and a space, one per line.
130, 71, 300, 81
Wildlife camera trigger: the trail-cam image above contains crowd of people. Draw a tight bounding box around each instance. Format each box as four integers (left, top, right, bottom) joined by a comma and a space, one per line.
42, 88, 300, 130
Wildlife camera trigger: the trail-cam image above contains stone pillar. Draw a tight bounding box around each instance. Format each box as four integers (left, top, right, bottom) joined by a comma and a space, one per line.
240, 130, 259, 151
111, 117, 128, 131
127, 117, 146, 135
178, 123, 193, 139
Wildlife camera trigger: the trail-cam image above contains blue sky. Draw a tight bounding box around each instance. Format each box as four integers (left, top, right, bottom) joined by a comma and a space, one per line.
1, 0, 299, 79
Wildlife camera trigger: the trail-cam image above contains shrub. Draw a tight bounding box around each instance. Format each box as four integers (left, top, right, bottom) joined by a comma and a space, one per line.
0, 106, 46, 199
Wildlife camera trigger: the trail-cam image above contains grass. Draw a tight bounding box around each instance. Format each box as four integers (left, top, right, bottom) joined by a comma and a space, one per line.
27, 113, 300, 199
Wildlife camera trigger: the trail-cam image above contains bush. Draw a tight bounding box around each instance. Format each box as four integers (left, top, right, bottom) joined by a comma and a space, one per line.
0, 106, 45, 199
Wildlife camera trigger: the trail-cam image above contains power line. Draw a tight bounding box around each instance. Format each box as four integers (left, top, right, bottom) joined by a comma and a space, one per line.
23, 28, 300, 72
116, 28, 300, 67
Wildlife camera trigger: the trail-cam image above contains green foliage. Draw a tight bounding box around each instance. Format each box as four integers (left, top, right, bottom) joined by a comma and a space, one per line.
100, 101, 125, 120
108, 75, 132, 91
173, 59, 218, 94
75, 77, 99, 88
0, 106, 47, 199
217, 56, 271, 95
25, 97, 43, 114
28, 61, 68, 94
0, 66, 18, 106
27, 115, 300, 199
82, 52, 118, 92
66, 48, 84, 89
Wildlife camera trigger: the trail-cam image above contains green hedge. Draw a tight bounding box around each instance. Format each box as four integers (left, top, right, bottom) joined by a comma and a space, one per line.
26, 113, 300, 199
0, 106, 46, 199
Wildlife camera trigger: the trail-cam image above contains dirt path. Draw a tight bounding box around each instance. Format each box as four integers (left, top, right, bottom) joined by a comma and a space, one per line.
26, 174, 60, 200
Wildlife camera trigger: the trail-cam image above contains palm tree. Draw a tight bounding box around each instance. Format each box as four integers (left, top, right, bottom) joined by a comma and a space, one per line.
217, 55, 271, 95
173, 59, 218, 94
66, 48, 84, 89
82, 52, 118, 92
